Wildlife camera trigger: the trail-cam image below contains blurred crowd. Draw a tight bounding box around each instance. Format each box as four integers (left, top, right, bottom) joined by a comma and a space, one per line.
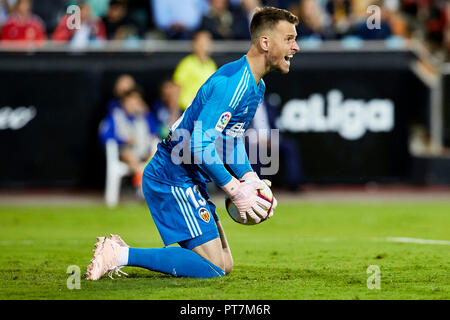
0, 0, 448, 57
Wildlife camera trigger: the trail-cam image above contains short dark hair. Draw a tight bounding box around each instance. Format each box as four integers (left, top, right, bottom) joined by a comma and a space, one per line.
250, 6, 299, 44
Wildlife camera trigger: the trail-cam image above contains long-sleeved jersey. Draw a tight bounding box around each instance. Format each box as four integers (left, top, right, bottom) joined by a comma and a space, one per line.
144, 55, 266, 188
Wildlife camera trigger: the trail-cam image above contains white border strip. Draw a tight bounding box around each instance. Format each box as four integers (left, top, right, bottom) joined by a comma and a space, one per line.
386, 237, 450, 245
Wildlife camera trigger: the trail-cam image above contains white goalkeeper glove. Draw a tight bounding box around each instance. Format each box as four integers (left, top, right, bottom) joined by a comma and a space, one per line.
222, 177, 271, 224
241, 172, 278, 216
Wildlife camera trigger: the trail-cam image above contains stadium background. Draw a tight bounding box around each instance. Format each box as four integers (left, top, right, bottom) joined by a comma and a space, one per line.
0, 0, 449, 300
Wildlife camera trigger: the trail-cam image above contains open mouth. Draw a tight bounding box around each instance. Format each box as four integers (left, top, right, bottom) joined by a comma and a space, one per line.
284, 54, 293, 66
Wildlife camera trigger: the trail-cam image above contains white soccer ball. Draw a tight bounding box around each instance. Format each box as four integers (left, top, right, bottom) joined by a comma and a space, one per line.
225, 183, 275, 225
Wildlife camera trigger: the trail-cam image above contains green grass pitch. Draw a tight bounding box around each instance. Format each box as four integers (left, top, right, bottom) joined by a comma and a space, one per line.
0, 201, 449, 300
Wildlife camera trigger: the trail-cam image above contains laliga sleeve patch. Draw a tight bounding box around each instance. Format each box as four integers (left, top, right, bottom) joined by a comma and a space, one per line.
215, 112, 231, 132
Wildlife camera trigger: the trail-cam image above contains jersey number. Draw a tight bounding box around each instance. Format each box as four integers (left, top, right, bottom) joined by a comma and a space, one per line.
185, 185, 207, 209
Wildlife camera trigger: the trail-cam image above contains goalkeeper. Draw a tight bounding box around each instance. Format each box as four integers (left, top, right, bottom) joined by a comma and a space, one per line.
86, 6, 300, 280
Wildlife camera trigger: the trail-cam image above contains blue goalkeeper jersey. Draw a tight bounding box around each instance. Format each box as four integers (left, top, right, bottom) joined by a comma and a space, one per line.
144, 55, 266, 187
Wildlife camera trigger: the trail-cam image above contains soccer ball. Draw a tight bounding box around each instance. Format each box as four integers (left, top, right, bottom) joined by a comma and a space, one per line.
225, 182, 274, 225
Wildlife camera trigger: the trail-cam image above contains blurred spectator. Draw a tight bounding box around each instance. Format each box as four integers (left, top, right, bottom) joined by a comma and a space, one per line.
384, 0, 409, 38
240, 0, 262, 20
107, 74, 137, 112
102, 0, 141, 40
86, 0, 110, 18
52, 0, 106, 46
352, 0, 406, 41
122, 0, 151, 38
290, 0, 335, 40
173, 30, 217, 110
151, 0, 209, 39
0, 0, 46, 43
400, 0, 429, 19
199, 0, 248, 39
153, 79, 182, 129
0, 0, 444, 57
352, 0, 392, 40
442, 1, 449, 57
229, 0, 262, 40
99, 87, 161, 189
260, 0, 299, 9
326, 0, 352, 37
0, 0, 12, 29
424, 0, 448, 51
32, 0, 67, 36
396, 0, 449, 56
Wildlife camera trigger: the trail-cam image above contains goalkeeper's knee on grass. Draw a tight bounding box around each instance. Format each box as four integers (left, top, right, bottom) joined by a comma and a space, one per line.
119, 246, 226, 278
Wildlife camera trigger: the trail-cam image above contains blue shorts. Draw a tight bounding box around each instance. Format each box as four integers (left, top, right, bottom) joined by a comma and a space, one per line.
142, 176, 220, 250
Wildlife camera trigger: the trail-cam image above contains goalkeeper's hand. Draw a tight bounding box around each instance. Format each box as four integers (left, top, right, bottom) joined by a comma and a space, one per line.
241, 172, 278, 217
222, 177, 271, 224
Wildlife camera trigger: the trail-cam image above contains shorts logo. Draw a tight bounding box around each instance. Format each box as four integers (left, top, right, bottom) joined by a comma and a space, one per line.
198, 208, 210, 223
215, 112, 231, 132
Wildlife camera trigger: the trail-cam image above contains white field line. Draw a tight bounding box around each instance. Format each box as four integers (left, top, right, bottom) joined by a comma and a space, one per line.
385, 237, 450, 245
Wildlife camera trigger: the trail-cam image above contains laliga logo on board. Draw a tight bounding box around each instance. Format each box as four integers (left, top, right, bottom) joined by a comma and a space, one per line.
0, 106, 36, 130
276, 90, 395, 140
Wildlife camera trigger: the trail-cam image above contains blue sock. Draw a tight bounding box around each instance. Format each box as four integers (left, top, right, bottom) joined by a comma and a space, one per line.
127, 247, 225, 278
